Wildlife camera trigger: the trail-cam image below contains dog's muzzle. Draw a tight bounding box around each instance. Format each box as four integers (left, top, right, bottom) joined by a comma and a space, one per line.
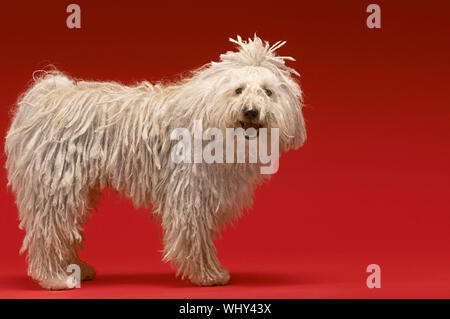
239, 107, 263, 140
239, 121, 263, 140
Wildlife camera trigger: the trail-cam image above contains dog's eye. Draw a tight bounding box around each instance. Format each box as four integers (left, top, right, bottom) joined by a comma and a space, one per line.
264, 88, 272, 97
235, 88, 243, 95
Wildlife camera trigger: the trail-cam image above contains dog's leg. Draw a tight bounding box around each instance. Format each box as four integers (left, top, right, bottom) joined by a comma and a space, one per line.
162, 214, 230, 286
26, 231, 79, 290
25, 221, 96, 289
20, 186, 96, 290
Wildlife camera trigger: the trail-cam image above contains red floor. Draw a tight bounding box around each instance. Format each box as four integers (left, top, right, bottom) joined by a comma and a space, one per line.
1, 1, 450, 299
1, 251, 450, 299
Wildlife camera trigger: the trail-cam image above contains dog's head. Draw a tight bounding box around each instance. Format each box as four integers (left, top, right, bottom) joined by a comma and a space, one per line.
189, 35, 306, 152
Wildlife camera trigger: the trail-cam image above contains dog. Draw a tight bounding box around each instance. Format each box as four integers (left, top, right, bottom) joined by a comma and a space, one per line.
5, 35, 306, 289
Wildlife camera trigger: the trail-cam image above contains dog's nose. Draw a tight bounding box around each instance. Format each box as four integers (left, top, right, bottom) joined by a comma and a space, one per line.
243, 108, 259, 120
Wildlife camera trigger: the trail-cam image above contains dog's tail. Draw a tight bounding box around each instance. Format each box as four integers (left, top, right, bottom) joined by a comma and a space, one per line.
7, 70, 74, 130
5, 70, 75, 172
25, 70, 75, 104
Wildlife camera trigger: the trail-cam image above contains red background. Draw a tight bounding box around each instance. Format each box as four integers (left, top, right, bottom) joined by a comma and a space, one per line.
0, 0, 449, 298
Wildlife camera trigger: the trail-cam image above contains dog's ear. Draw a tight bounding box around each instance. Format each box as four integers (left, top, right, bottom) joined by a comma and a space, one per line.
290, 106, 307, 150
277, 81, 307, 152
284, 109, 307, 152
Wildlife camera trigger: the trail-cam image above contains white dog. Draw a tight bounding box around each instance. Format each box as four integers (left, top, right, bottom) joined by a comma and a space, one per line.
5, 35, 306, 290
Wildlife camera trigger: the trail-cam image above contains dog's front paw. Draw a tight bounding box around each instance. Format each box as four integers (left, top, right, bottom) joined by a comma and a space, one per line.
190, 268, 230, 286
38, 276, 77, 290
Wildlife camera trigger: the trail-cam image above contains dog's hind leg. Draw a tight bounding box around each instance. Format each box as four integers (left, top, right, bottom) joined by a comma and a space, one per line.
19, 183, 95, 290
161, 213, 230, 286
